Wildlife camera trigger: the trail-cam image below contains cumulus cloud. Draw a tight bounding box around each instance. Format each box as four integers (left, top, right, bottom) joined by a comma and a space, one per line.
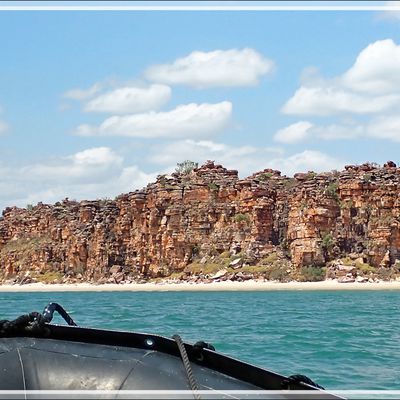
149, 140, 343, 177
147, 139, 287, 177
282, 86, 399, 116
342, 39, 400, 94
367, 115, 400, 141
274, 121, 314, 143
23, 147, 123, 185
144, 48, 274, 88
268, 150, 345, 176
74, 101, 232, 139
312, 123, 365, 140
0, 143, 347, 213
274, 114, 400, 144
274, 120, 367, 143
283, 39, 400, 116
84, 84, 171, 114
0, 147, 158, 212
63, 83, 102, 100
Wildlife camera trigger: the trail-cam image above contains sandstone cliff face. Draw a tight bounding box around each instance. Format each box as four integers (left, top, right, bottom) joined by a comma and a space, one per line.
1, 160, 400, 283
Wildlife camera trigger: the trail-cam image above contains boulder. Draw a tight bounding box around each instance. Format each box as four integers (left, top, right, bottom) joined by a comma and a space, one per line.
229, 258, 242, 269
338, 276, 355, 283
211, 269, 228, 280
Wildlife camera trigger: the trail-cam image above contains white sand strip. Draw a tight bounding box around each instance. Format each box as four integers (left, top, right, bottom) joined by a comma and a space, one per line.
1, 280, 400, 292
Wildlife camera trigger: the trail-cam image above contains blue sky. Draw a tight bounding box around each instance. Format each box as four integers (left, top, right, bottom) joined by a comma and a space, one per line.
1, 1, 400, 211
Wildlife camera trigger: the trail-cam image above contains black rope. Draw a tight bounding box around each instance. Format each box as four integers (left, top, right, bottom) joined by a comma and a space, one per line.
0, 311, 49, 337
172, 334, 201, 399
0, 303, 76, 337
282, 374, 324, 390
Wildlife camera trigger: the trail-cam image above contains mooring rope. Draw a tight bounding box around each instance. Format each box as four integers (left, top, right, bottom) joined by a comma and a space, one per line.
172, 334, 201, 399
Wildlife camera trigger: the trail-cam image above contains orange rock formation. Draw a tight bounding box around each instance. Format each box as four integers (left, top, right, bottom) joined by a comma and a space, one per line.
1, 160, 399, 283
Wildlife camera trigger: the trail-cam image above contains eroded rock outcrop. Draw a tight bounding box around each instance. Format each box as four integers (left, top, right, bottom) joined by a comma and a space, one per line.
1, 160, 400, 283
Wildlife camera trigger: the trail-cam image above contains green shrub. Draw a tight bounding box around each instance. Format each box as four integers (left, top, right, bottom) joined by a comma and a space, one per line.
261, 253, 278, 264
321, 233, 334, 250
282, 178, 297, 189
325, 182, 339, 202
234, 213, 251, 224
307, 171, 317, 179
264, 263, 291, 282
220, 251, 231, 259
208, 182, 219, 191
363, 173, 372, 183
259, 172, 273, 181
184, 262, 221, 275
355, 261, 376, 274
175, 160, 198, 175
36, 271, 63, 284
297, 266, 326, 282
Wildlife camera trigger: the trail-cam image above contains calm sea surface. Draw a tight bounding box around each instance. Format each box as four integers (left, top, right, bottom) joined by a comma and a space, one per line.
1, 290, 400, 390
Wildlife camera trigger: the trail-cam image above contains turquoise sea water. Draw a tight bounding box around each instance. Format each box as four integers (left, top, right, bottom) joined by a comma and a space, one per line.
1, 290, 400, 391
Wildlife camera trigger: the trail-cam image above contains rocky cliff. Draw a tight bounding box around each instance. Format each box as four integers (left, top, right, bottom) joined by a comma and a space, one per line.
1, 160, 400, 284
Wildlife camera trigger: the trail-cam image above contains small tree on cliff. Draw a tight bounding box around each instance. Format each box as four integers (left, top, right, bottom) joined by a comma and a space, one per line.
175, 160, 198, 175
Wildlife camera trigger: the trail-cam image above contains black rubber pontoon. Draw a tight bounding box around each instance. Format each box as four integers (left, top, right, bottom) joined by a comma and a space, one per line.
0, 303, 344, 399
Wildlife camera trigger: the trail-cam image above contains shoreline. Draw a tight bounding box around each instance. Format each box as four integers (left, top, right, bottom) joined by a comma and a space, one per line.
1, 279, 400, 292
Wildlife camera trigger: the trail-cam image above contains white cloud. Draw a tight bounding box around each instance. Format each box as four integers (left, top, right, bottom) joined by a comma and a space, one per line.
274, 121, 313, 143
274, 120, 367, 143
144, 48, 274, 88
63, 83, 102, 100
84, 84, 171, 114
273, 114, 400, 143
367, 115, 400, 142
313, 123, 365, 140
74, 101, 232, 139
69, 147, 123, 166
0, 148, 158, 212
283, 39, 400, 116
268, 150, 346, 176
314, 123, 366, 140
283, 86, 399, 116
0, 144, 346, 213
24, 147, 123, 184
342, 39, 400, 94
148, 139, 283, 177
149, 140, 343, 177
281, 39, 400, 145
149, 139, 258, 164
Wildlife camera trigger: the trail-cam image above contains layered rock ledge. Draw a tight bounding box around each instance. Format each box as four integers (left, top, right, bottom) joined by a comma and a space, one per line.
1, 160, 400, 284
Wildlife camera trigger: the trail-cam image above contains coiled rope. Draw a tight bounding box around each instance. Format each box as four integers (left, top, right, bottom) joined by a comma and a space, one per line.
0, 303, 76, 337
0, 311, 49, 336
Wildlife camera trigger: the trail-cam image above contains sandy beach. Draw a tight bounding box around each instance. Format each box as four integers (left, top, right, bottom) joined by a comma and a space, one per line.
1, 279, 400, 292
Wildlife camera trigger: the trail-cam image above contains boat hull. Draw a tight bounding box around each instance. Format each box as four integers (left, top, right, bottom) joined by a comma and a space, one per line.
0, 324, 344, 399
0, 336, 259, 391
